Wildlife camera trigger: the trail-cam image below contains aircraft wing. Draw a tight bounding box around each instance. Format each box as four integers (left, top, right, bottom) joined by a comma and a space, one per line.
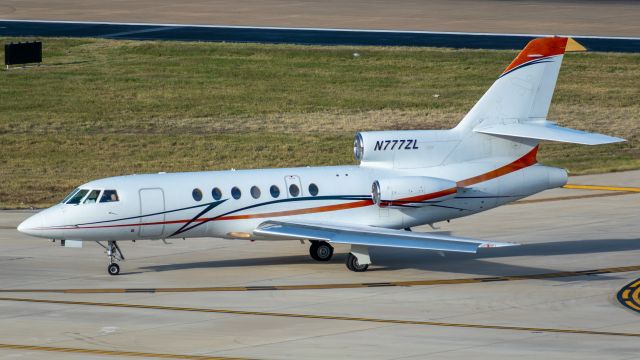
253, 220, 517, 253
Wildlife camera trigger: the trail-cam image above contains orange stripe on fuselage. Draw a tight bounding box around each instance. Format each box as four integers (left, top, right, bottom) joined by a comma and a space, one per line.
456, 146, 538, 188
381, 187, 457, 207
217, 199, 374, 220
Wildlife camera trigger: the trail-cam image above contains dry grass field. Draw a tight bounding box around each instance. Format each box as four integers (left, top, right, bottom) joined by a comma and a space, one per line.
1, 38, 638, 208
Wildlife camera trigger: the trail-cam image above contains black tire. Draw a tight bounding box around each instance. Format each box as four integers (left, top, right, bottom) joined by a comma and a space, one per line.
345, 253, 369, 272
309, 241, 334, 261
108, 263, 120, 276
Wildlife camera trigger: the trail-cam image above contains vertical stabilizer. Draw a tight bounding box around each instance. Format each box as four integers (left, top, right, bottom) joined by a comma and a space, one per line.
447, 37, 591, 164
455, 37, 584, 133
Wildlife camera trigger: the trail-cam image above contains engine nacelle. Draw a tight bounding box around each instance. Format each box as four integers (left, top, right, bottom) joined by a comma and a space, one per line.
371, 176, 458, 208
354, 131, 459, 169
354, 131, 421, 165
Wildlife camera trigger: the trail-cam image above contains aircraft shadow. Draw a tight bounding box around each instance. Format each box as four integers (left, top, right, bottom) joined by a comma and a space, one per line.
139, 237, 640, 281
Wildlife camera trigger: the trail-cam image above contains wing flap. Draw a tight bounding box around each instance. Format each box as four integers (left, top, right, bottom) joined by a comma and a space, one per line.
474, 121, 625, 145
254, 220, 516, 254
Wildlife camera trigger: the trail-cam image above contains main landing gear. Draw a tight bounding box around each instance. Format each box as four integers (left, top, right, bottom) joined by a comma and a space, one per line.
97, 240, 125, 275
308, 241, 372, 272
346, 245, 370, 272
309, 240, 334, 261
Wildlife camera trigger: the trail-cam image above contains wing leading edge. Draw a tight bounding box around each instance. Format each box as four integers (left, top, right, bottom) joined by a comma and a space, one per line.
253, 220, 517, 253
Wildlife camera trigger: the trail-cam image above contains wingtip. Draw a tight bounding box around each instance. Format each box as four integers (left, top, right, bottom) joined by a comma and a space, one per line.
479, 241, 519, 248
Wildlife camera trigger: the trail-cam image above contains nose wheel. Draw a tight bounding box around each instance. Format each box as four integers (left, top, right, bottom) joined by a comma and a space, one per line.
97, 240, 125, 276
309, 241, 334, 261
108, 263, 120, 275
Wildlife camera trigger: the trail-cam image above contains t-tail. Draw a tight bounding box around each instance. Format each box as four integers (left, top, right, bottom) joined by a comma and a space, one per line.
450, 36, 625, 163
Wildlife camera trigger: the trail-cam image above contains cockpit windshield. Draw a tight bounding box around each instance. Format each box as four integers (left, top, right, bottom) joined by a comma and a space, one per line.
61, 188, 79, 203
62, 188, 119, 205
83, 190, 101, 204
65, 189, 89, 205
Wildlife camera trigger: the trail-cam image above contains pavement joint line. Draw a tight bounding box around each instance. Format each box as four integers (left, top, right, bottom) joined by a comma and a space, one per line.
0, 343, 251, 359
616, 278, 640, 314
0, 296, 638, 338
1, 264, 638, 293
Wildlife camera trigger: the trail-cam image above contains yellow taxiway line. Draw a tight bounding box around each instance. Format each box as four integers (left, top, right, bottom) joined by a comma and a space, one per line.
563, 184, 640, 192
0, 296, 638, 338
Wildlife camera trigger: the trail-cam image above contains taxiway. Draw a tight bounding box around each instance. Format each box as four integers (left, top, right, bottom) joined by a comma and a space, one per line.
0, 170, 638, 359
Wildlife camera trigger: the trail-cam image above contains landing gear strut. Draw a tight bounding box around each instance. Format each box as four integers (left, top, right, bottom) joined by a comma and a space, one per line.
97, 241, 125, 275
309, 240, 334, 261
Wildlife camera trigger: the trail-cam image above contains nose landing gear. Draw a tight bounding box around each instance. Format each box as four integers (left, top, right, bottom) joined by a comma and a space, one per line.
108, 262, 120, 276
97, 240, 125, 275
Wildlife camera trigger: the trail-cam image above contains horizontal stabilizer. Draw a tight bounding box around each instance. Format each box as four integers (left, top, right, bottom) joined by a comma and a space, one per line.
474, 121, 625, 145
254, 220, 517, 254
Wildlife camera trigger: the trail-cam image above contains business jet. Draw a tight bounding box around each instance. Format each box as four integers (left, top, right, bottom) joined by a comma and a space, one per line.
18, 37, 624, 275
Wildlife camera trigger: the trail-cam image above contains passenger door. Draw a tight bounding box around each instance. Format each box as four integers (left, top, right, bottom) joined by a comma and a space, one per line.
139, 188, 165, 238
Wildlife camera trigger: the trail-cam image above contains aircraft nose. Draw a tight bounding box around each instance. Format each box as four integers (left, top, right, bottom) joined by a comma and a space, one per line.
17, 212, 43, 236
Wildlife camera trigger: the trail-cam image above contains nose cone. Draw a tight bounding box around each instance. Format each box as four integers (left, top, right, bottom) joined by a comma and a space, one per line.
17, 212, 44, 237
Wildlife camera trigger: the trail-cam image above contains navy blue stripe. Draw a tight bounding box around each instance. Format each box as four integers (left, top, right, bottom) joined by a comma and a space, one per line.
171, 194, 372, 236
171, 199, 228, 236
56, 194, 370, 230
1, 21, 639, 52
70, 201, 224, 227
499, 57, 555, 78
428, 204, 470, 211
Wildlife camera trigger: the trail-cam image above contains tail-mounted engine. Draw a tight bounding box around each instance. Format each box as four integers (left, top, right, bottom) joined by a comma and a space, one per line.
371, 176, 457, 208
354, 131, 421, 165
354, 131, 459, 169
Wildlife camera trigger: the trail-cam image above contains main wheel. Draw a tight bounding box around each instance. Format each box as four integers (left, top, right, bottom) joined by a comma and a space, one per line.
345, 253, 369, 272
107, 263, 120, 276
310, 241, 334, 261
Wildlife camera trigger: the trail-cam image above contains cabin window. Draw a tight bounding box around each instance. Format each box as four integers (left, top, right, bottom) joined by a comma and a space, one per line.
83, 190, 101, 204
270, 185, 280, 198
192, 188, 203, 201
250, 186, 261, 199
100, 190, 119, 203
309, 183, 319, 196
66, 189, 89, 205
289, 184, 300, 197
212, 187, 222, 200
231, 187, 241, 199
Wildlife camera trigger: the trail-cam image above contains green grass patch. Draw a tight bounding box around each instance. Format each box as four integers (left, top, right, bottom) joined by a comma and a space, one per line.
1, 38, 638, 208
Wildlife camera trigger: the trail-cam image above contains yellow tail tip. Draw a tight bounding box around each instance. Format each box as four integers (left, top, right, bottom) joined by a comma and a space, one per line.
566, 37, 587, 52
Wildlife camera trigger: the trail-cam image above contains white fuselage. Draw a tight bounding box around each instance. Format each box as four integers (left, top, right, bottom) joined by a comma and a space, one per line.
17, 146, 567, 242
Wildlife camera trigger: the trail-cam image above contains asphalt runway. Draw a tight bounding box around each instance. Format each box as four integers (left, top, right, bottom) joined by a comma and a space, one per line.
1, 19, 639, 52
0, 170, 639, 359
